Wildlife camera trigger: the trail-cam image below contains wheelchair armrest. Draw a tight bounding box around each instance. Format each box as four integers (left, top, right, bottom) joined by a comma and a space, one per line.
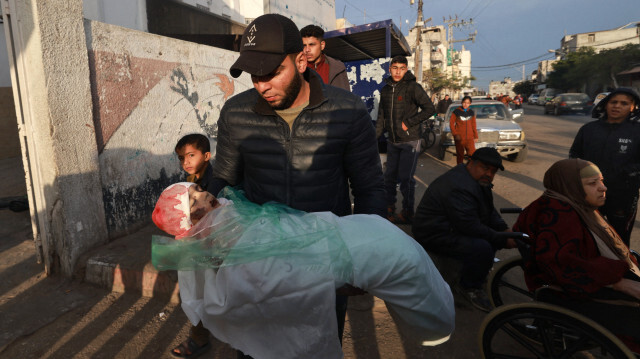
494, 232, 532, 262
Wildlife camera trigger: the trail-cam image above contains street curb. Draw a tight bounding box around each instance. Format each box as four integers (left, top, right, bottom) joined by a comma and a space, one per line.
81, 223, 181, 303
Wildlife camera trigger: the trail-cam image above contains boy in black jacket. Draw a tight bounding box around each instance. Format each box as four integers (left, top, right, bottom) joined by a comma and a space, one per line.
171, 133, 215, 357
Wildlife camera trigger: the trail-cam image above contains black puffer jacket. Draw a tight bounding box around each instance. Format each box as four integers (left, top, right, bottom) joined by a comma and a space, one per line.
212, 69, 386, 217
569, 118, 640, 192
412, 164, 509, 250
375, 71, 435, 143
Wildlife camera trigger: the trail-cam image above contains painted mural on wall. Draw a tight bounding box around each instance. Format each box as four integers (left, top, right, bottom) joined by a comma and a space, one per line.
87, 21, 252, 237
346, 58, 389, 123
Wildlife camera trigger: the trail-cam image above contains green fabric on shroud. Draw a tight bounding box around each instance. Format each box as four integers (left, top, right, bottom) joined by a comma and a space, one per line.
151, 187, 354, 283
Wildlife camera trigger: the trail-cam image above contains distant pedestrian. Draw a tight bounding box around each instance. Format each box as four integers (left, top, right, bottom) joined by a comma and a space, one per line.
513, 94, 522, 109
437, 94, 452, 116
500, 94, 512, 108
375, 55, 435, 224
569, 88, 640, 247
450, 96, 478, 164
300, 24, 350, 91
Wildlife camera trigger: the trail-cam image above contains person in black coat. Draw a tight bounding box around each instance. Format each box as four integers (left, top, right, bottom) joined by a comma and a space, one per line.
569, 88, 640, 247
412, 147, 517, 312
208, 14, 386, 357
375, 56, 435, 224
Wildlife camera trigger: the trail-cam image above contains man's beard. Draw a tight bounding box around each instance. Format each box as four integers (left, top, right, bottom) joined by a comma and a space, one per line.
271, 72, 302, 110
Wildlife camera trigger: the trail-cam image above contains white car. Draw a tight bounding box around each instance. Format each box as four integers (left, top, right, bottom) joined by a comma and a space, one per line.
438, 100, 528, 162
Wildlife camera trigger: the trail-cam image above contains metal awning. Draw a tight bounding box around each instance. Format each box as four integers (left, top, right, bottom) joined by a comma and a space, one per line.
323, 20, 411, 63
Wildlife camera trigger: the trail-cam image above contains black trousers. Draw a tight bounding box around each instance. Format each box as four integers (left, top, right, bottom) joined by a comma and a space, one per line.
600, 188, 639, 247
430, 235, 497, 289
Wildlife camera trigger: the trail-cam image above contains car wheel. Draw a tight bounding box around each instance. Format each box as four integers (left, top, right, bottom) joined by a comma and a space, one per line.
507, 145, 528, 163
438, 145, 453, 161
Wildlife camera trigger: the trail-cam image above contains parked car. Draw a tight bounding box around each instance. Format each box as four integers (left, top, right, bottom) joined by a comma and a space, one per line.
538, 88, 561, 105
438, 100, 528, 162
593, 92, 610, 107
528, 94, 539, 105
543, 93, 593, 115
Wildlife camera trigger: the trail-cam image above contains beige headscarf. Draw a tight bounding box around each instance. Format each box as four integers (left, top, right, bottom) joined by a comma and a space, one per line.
542, 159, 634, 268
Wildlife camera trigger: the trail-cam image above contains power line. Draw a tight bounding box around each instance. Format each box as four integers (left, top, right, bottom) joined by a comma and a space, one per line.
471, 53, 554, 69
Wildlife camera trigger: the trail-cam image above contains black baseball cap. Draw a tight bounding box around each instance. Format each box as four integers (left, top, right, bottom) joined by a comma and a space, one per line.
470, 147, 504, 171
230, 14, 303, 78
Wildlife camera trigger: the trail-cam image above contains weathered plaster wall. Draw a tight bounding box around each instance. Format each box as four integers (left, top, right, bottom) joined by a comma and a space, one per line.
8, 0, 108, 276
85, 20, 252, 238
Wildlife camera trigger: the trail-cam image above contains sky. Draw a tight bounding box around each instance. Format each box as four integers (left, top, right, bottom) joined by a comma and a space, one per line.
333, 0, 639, 91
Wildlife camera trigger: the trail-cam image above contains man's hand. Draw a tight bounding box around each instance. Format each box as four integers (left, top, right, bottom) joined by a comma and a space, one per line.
505, 238, 518, 249
454, 134, 461, 141
502, 229, 518, 249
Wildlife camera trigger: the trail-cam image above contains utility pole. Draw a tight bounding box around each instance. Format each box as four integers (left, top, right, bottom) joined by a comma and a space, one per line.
412, 0, 424, 83
443, 15, 475, 96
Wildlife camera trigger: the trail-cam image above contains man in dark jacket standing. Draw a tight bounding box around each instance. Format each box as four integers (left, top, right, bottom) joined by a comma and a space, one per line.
209, 14, 386, 355
412, 147, 517, 312
436, 94, 452, 116
569, 88, 640, 247
300, 25, 350, 91
376, 55, 435, 224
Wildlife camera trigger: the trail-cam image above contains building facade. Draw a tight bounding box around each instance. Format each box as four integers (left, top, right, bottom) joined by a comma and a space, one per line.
560, 21, 640, 54
489, 77, 516, 98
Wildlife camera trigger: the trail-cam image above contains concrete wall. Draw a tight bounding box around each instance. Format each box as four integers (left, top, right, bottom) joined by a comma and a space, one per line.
7, 0, 108, 276
85, 20, 253, 238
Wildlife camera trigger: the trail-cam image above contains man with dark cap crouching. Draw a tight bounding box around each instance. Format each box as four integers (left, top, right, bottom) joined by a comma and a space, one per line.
412, 147, 518, 312
206, 13, 386, 358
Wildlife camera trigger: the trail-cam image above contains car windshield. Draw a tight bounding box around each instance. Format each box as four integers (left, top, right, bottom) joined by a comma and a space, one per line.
563, 94, 590, 101
471, 104, 508, 120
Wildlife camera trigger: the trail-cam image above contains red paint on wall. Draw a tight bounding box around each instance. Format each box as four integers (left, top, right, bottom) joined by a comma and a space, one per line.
89, 51, 179, 152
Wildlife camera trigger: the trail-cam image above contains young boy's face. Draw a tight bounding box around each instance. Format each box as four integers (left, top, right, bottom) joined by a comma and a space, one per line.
177, 144, 211, 177
188, 185, 220, 224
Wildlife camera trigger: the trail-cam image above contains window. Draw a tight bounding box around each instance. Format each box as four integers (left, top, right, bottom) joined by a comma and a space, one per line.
588, 34, 595, 43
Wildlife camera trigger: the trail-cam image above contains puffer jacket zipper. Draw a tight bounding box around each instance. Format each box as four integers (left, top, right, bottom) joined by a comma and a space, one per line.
390, 84, 396, 143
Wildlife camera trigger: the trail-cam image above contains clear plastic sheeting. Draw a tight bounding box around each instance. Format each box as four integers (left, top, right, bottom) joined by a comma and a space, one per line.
151, 187, 454, 359
152, 187, 354, 284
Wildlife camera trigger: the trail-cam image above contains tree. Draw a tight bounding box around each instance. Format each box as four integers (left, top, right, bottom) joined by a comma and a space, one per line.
513, 80, 537, 98
545, 44, 640, 95
423, 68, 470, 94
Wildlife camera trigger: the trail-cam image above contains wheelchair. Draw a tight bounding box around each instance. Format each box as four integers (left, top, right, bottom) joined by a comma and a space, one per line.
478, 221, 640, 358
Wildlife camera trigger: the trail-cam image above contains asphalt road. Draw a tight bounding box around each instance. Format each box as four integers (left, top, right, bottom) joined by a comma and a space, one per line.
1, 103, 638, 358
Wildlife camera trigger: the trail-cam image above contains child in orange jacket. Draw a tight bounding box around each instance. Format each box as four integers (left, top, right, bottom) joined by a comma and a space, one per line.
450, 96, 478, 164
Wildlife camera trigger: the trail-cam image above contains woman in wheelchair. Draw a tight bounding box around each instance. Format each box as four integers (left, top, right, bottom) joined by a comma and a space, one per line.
514, 158, 640, 352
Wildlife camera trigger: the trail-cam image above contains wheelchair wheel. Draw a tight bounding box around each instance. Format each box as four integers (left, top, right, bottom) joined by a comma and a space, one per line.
488, 255, 534, 308
479, 302, 635, 359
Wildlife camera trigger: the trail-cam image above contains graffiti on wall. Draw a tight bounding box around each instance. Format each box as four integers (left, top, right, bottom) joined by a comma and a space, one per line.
89, 46, 251, 237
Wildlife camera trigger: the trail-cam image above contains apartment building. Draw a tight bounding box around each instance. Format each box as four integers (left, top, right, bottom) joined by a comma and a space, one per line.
560, 21, 640, 54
